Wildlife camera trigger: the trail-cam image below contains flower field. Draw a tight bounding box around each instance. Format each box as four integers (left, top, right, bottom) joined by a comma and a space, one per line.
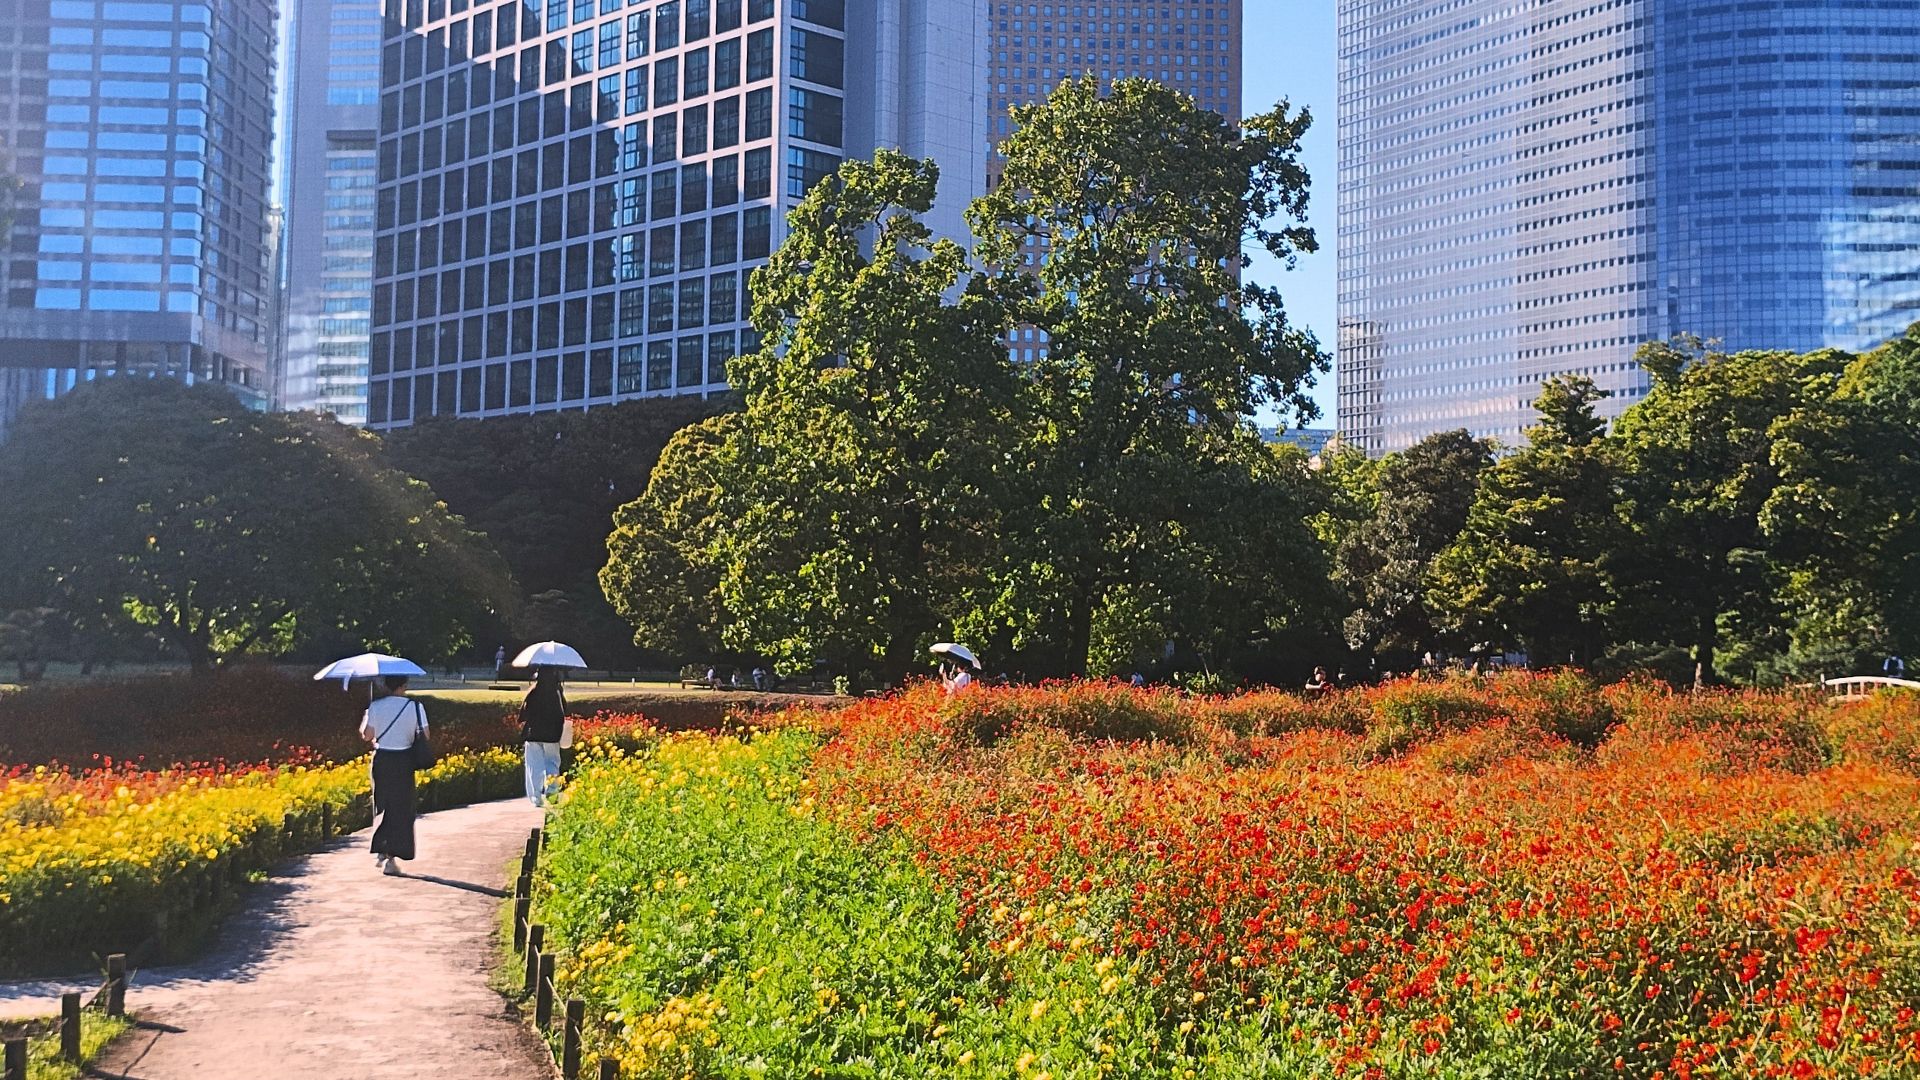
530, 676, 1920, 1079
0, 711, 661, 973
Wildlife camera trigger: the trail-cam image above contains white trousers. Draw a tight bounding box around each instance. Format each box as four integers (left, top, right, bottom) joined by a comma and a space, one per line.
523, 741, 562, 807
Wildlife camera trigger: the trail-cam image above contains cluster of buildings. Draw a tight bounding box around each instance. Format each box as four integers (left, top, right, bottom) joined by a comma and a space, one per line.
0, 0, 1914, 451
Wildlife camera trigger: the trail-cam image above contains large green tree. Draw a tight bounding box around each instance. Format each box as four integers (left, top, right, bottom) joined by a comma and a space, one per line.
385, 395, 723, 665
1611, 338, 1843, 685
603, 151, 1018, 676
966, 78, 1329, 673
0, 379, 514, 672
1333, 429, 1493, 660
1763, 323, 1920, 672
599, 412, 738, 662
1428, 377, 1621, 666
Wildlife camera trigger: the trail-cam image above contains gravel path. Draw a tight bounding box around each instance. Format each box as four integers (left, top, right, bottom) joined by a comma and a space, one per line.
0, 798, 552, 1079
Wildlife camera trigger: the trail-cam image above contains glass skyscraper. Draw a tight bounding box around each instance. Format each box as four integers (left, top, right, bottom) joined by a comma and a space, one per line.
1337, 0, 1920, 456
0, 0, 278, 436
364, 0, 984, 428
279, 0, 384, 423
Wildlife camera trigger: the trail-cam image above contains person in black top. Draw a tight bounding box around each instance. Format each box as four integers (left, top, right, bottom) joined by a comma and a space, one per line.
520, 667, 569, 807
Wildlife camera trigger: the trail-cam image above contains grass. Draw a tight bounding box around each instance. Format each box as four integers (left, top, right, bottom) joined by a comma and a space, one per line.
0, 1011, 133, 1080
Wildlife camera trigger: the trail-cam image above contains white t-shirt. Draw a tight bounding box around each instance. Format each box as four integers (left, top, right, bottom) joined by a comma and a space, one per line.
946, 670, 974, 695
361, 695, 429, 750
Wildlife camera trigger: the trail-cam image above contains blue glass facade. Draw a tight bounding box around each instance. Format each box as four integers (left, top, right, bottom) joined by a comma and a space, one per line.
1338, 0, 1920, 455
0, 0, 278, 432
1655, 0, 1920, 355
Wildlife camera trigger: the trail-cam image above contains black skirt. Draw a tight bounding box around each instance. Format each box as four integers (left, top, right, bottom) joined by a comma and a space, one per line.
370, 749, 417, 861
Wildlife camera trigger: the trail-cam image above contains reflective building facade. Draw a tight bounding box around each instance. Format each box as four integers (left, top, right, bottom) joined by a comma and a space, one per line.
365, 0, 984, 428
0, 0, 278, 435
279, 0, 384, 423
1337, 0, 1920, 455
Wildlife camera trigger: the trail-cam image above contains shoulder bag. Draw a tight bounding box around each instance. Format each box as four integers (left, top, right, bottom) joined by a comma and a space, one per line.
408, 700, 437, 771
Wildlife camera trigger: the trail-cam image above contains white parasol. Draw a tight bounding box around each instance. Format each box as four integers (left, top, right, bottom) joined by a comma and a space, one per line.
313, 652, 427, 692
511, 641, 589, 670
930, 642, 980, 669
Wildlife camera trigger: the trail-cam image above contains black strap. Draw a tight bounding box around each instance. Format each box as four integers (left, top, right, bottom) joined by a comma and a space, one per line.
374, 699, 422, 747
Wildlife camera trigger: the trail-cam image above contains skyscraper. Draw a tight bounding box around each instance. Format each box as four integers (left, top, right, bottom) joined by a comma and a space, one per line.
982, 0, 1242, 365
984, 1, 1242, 129
0, 0, 279, 434
365, 0, 984, 428
1336, 1, 1920, 456
279, 0, 384, 423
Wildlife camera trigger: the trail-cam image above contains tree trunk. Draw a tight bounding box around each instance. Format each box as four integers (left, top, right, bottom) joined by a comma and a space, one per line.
1692, 632, 1717, 689
1062, 589, 1095, 679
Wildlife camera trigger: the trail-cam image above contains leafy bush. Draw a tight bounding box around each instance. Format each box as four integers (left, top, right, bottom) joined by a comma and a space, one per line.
1359, 678, 1500, 758
1601, 681, 1832, 773
1826, 689, 1920, 773
937, 681, 1193, 747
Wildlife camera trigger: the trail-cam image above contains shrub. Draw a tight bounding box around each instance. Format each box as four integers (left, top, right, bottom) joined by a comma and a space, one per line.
1483, 669, 1618, 745
1600, 683, 1831, 773
1826, 689, 1920, 773
1209, 691, 1367, 737
1359, 678, 1500, 758
937, 681, 1193, 747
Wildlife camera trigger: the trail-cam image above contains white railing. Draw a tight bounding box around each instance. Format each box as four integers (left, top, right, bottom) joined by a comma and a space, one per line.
1823, 675, 1920, 699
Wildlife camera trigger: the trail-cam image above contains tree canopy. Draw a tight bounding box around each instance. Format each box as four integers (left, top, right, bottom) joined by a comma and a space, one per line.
384, 394, 724, 666
0, 378, 514, 671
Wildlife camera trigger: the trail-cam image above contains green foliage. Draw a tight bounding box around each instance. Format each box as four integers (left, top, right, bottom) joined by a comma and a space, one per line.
1609, 339, 1844, 683
1762, 326, 1920, 669
535, 733, 980, 1077
969, 79, 1331, 673
708, 151, 1018, 675
1360, 680, 1500, 759
1333, 429, 1493, 657
0, 379, 514, 671
1428, 377, 1621, 665
385, 395, 724, 665
599, 413, 739, 660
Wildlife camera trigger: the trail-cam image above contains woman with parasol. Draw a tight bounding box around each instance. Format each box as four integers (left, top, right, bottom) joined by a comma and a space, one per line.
316, 653, 431, 876
512, 641, 586, 807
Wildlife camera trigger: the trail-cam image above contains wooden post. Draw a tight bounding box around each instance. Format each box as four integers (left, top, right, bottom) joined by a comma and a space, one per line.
61, 991, 82, 1062
524, 925, 544, 994
534, 953, 556, 1027
517, 872, 533, 902
3, 1038, 25, 1080
562, 998, 584, 1078
321, 801, 333, 838
531, 826, 543, 854
513, 897, 531, 952
598, 1058, 619, 1080
105, 953, 127, 1017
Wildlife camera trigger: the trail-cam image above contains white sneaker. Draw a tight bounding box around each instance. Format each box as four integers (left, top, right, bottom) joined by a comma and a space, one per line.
383, 857, 404, 876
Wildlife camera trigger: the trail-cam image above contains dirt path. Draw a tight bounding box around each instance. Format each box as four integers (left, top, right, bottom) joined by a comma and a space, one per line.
0, 799, 551, 1079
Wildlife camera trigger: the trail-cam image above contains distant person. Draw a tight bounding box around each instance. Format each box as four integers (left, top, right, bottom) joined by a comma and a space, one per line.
752, 665, 767, 691
359, 675, 427, 876
1305, 666, 1332, 693
519, 667, 569, 808
1129, 671, 1146, 689
706, 665, 719, 690
493, 644, 507, 679
1886, 654, 1907, 680
730, 669, 744, 690
943, 661, 976, 696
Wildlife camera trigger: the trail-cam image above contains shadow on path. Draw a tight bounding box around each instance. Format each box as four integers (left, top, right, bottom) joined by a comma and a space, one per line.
7, 799, 550, 1080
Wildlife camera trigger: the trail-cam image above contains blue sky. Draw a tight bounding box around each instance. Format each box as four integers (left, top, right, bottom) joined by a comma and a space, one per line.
1242, 5, 1338, 425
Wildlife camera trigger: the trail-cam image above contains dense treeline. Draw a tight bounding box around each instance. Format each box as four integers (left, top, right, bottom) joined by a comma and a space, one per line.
1, 78, 1910, 688
1334, 330, 1920, 684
